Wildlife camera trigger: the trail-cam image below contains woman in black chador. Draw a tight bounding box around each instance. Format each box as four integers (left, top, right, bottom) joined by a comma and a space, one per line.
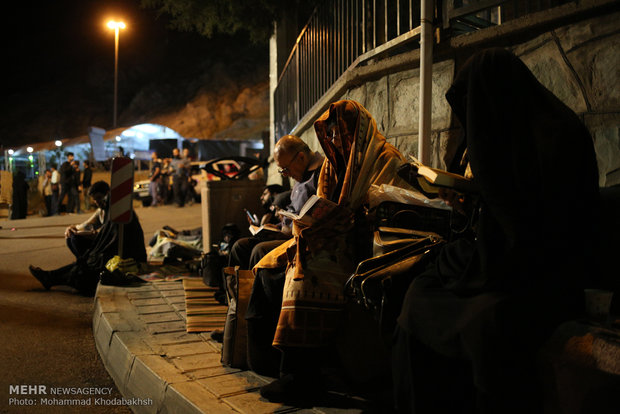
392, 48, 600, 413
29, 181, 147, 296
10, 170, 29, 220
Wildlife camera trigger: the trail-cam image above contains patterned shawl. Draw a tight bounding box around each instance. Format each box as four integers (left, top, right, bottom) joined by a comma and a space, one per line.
255, 100, 408, 348
254, 99, 407, 273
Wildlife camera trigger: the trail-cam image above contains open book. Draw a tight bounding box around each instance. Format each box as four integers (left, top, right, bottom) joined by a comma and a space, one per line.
278, 194, 339, 225
404, 156, 477, 195
249, 223, 282, 236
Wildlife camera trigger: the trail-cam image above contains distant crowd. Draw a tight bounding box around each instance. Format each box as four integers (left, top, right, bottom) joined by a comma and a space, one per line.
147, 147, 198, 208
41, 152, 93, 216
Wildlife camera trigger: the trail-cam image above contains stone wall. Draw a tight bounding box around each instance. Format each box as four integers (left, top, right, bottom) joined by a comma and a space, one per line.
270, 7, 620, 188
515, 11, 620, 187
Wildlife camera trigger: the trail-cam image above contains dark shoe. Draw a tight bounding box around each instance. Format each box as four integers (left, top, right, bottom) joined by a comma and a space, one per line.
259, 373, 326, 405
214, 289, 227, 305
29, 265, 52, 290
210, 329, 224, 343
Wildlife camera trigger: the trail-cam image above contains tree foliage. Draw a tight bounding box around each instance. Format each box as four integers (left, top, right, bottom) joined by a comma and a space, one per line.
141, 0, 320, 44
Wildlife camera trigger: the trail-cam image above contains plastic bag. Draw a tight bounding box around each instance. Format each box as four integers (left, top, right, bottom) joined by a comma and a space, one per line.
105, 255, 140, 275
368, 184, 451, 210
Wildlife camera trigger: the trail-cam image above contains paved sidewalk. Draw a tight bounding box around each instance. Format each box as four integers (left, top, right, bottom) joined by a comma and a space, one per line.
93, 280, 374, 414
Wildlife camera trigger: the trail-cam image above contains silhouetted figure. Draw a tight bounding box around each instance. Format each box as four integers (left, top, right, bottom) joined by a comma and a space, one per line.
10, 170, 28, 220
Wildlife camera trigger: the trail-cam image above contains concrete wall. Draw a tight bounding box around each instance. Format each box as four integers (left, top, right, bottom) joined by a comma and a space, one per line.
269, 5, 620, 188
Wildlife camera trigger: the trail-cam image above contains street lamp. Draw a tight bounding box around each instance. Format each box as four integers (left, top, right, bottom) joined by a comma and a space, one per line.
107, 20, 126, 128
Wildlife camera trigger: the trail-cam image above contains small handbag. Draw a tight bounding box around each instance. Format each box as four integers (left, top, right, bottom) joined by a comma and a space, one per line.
200, 250, 225, 288
345, 234, 444, 339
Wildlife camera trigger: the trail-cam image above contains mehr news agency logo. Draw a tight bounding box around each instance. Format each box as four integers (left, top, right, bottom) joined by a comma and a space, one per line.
8, 385, 153, 407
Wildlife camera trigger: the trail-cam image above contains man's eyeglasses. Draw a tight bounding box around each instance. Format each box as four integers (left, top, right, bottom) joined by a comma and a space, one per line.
277, 151, 300, 175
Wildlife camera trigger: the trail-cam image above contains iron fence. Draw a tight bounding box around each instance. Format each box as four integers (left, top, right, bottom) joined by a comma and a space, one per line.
274, 0, 423, 140
274, 0, 577, 140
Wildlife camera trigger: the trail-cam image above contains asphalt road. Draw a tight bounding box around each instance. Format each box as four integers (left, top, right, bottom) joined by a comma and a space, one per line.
0, 203, 203, 413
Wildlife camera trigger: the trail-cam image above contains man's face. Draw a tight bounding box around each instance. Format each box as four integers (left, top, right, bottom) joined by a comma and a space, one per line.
275, 150, 305, 182
260, 188, 273, 209
91, 192, 107, 209
68, 154, 74, 162
151, 152, 158, 161
172, 149, 180, 157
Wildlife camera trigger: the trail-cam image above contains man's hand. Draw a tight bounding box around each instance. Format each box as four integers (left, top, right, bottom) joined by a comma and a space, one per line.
64, 225, 78, 238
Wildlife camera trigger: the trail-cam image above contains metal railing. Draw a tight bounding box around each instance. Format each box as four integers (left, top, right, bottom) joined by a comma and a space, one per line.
274, 0, 577, 139
274, 0, 423, 140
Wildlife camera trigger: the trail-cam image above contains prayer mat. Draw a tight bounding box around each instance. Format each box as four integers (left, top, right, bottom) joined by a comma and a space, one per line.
137, 263, 194, 282
183, 278, 228, 333
138, 272, 186, 282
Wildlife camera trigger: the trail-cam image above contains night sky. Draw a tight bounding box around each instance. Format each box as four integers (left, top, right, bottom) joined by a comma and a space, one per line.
1, 0, 267, 147
4, 0, 156, 96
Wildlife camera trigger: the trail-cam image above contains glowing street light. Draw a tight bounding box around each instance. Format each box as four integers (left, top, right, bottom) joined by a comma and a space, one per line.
55, 140, 62, 147
8, 149, 14, 155
107, 20, 126, 128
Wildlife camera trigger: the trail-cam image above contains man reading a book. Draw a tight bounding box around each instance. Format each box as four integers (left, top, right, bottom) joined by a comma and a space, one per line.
228, 135, 326, 272
252, 100, 410, 403
63, 181, 110, 259
227, 184, 286, 269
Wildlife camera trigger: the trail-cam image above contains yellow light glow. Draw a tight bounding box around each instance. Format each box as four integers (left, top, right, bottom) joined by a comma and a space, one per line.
107, 21, 126, 30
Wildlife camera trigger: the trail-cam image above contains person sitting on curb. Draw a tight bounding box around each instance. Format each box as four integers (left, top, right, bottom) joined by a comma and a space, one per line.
211, 138, 324, 346
251, 100, 410, 402
28, 181, 147, 296
225, 136, 324, 276
392, 48, 601, 414
64, 181, 109, 259
227, 184, 287, 271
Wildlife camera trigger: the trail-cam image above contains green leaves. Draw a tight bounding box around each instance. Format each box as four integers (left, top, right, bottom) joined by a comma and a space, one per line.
140, 0, 320, 44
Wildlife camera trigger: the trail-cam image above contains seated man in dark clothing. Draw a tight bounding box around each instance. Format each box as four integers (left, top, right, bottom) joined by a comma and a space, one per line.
392, 48, 600, 414
29, 181, 147, 296
228, 184, 287, 270
247, 191, 292, 269
64, 182, 109, 258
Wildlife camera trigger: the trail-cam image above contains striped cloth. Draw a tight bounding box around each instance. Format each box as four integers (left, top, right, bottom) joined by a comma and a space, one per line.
183, 278, 228, 333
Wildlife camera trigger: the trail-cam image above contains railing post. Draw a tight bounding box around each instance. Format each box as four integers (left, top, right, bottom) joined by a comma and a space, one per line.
418, 0, 433, 165
295, 49, 300, 126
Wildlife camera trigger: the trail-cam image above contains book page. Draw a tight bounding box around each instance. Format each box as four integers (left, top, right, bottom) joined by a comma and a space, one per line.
277, 195, 339, 225
249, 223, 281, 236
408, 156, 477, 194
297, 195, 339, 224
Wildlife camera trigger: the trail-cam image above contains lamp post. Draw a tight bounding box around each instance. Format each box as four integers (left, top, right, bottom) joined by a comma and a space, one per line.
107, 20, 126, 129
